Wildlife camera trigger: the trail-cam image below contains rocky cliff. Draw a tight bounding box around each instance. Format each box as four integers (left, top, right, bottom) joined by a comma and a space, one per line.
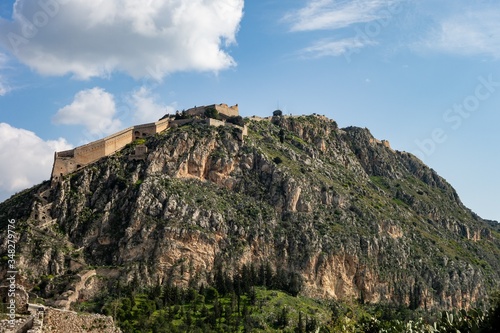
1, 114, 499, 312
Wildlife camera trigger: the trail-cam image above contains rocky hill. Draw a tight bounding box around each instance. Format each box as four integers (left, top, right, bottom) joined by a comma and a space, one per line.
1, 114, 499, 315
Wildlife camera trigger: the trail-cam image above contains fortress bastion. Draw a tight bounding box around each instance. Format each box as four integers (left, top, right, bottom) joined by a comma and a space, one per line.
51, 103, 243, 182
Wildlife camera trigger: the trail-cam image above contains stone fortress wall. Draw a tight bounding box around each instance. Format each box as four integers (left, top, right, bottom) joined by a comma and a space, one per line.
51, 104, 242, 181
185, 103, 239, 118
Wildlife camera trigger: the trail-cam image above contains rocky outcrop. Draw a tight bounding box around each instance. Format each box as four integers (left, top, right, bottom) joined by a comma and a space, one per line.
43, 309, 121, 333
0, 115, 499, 315
53, 270, 96, 310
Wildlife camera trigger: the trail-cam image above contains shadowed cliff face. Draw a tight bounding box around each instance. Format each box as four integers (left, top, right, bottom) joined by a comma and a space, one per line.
1, 115, 499, 310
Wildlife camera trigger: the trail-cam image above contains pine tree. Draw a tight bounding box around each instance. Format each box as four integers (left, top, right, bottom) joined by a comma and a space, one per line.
184, 310, 192, 327
296, 311, 304, 333
306, 315, 318, 332
249, 287, 257, 306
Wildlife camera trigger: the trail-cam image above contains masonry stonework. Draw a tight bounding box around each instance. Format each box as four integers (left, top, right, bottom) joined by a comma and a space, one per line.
51, 118, 169, 182
185, 103, 239, 118
51, 104, 243, 181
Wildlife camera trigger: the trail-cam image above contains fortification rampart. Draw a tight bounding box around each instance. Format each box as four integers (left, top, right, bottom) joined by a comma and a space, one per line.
51, 118, 169, 181
51, 103, 244, 181
184, 103, 239, 118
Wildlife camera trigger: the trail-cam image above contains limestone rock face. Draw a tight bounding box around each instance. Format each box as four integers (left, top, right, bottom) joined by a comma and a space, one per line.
1, 116, 500, 312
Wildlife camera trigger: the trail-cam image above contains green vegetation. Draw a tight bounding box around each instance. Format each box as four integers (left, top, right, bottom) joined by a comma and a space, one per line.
175, 110, 193, 120
227, 115, 245, 127
2, 114, 500, 333
101, 263, 312, 333
370, 176, 391, 191
99, 278, 500, 333
132, 138, 147, 146
204, 107, 220, 120
272, 156, 283, 164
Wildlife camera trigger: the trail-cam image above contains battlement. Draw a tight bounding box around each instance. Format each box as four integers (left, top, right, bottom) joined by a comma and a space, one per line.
51, 103, 244, 182
369, 138, 392, 150
184, 103, 239, 118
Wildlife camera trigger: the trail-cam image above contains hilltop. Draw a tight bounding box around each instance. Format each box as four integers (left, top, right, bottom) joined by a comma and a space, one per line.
1, 111, 500, 331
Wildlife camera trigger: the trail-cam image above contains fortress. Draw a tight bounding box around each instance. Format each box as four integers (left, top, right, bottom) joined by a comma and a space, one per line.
51, 103, 246, 182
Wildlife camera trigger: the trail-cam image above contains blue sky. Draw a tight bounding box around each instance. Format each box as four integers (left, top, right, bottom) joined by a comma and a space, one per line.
0, 0, 499, 222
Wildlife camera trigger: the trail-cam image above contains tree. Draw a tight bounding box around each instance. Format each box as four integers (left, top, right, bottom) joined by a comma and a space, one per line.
276, 307, 289, 328
249, 287, 257, 306
305, 315, 318, 332
279, 129, 285, 143
258, 263, 266, 286
227, 116, 245, 126
483, 291, 500, 332
265, 262, 274, 287
204, 107, 219, 119
213, 299, 222, 326
184, 310, 193, 327
214, 264, 228, 295
200, 305, 209, 318
204, 287, 219, 304
273, 267, 288, 291
102, 298, 122, 321
288, 271, 303, 296
273, 156, 283, 164
296, 311, 304, 333
175, 110, 190, 120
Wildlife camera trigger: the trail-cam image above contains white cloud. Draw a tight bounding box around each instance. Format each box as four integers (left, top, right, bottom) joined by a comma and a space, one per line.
53, 87, 121, 137
0, 53, 7, 67
0, 80, 8, 96
0, 53, 10, 96
285, 0, 402, 59
415, 9, 500, 59
0, 0, 244, 79
285, 0, 401, 32
127, 86, 175, 124
299, 37, 377, 59
0, 123, 72, 202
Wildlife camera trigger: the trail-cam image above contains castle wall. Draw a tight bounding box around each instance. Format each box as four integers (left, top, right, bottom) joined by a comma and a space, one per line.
185, 104, 239, 119
214, 103, 239, 118
51, 105, 241, 181
155, 118, 169, 133
205, 118, 226, 127
57, 149, 75, 158
133, 123, 158, 138
185, 106, 207, 117
207, 118, 247, 140
51, 153, 77, 181
169, 118, 195, 127
75, 140, 107, 166
103, 128, 134, 156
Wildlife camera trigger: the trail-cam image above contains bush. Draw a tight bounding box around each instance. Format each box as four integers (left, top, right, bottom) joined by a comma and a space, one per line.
175, 110, 191, 120
227, 116, 245, 127
204, 287, 219, 303
204, 107, 220, 120
273, 156, 283, 164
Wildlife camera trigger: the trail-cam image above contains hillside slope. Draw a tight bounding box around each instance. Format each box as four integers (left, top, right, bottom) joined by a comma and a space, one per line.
1, 114, 499, 312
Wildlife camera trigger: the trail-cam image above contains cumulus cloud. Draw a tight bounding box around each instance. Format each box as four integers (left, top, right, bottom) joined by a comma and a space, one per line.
53, 87, 121, 137
127, 86, 175, 124
0, 123, 72, 202
0, 0, 244, 79
285, 0, 402, 32
414, 9, 500, 59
